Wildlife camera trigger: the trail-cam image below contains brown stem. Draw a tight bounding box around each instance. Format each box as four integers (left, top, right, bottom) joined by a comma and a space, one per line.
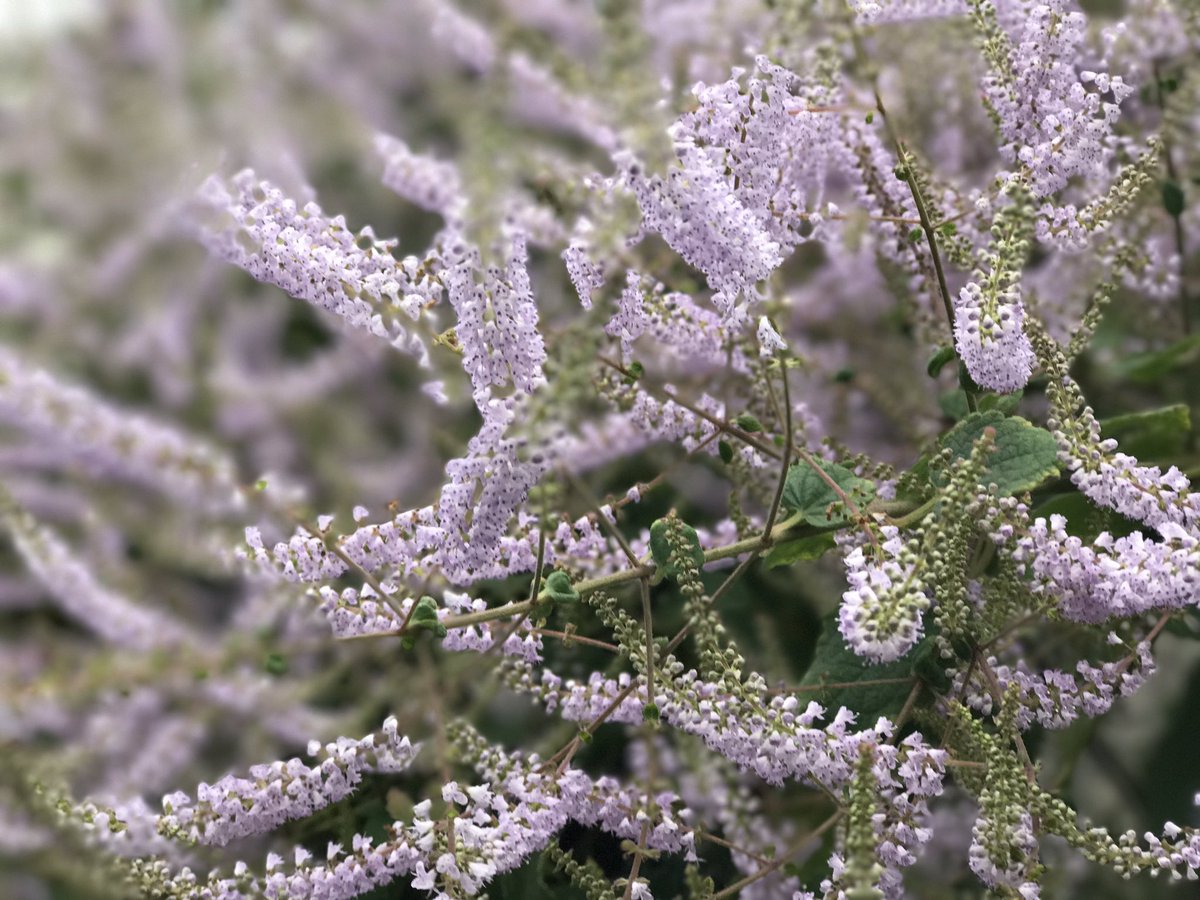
872, 88, 977, 413
711, 810, 843, 899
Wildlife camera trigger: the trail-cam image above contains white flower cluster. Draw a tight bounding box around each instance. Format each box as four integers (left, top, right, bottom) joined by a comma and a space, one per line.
197, 172, 443, 367
959, 642, 1155, 729
839, 526, 931, 664
159, 717, 419, 847
0, 346, 240, 511
983, 0, 1133, 198
953, 281, 1034, 393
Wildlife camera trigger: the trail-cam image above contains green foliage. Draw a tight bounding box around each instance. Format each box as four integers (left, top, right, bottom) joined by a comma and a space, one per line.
649, 516, 705, 582
927, 410, 1059, 495
1099, 404, 1191, 460
782, 459, 876, 527
795, 614, 939, 724
938, 388, 1022, 420
927, 345, 957, 377
734, 413, 763, 433
1029, 490, 1139, 540
543, 570, 580, 605
402, 596, 446, 648
1116, 333, 1200, 383
1162, 180, 1185, 217
763, 531, 837, 568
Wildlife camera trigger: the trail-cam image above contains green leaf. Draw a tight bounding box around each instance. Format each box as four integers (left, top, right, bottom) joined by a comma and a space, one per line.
1163, 180, 1186, 218
782, 459, 876, 527
980, 391, 1023, 415
263, 652, 288, 676
1116, 334, 1200, 383
649, 517, 704, 582
764, 532, 838, 568
927, 345, 956, 378
957, 360, 982, 394
718, 439, 734, 464
735, 413, 763, 433
932, 410, 1059, 495
1099, 404, 1191, 460
938, 390, 1021, 422
1030, 490, 1141, 541
796, 614, 932, 724
408, 595, 447, 639
543, 570, 579, 604
937, 390, 970, 421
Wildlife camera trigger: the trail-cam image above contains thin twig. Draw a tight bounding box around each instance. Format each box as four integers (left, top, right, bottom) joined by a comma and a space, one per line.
531, 628, 621, 653
621, 821, 652, 900
761, 354, 794, 544
711, 810, 843, 899
871, 88, 977, 413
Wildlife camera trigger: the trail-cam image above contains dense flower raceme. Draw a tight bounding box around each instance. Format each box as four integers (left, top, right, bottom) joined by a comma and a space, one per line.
838, 526, 931, 664
0, 345, 241, 513
158, 718, 420, 847
101, 728, 700, 900
954, 639, 1156, 730
995, 507, 1200, 624
1050, 385, 1200, 534
952, 186, 1037, 393
195, 171, 446, 385
976, 0, 1134, 199
515, 661, 948, 897
514, 660, 948, 795
374, 134, 467, 223
0, 486, 192, 651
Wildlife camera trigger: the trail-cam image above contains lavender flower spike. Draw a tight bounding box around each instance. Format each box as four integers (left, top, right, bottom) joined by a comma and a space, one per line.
953, 282, 1035, 393
159, 717, 419, 847
839, 526, 931, 664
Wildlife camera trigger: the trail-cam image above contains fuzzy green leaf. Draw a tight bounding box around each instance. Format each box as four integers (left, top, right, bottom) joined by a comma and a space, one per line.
938, 389, 1021, 422
933, 410, 1059, 495
796, 615, 932, 723
1117, 334, 1200, 383
649, 517, 704, 582
764, 532, 837, 568
543, 570, 579, 604
408, 595, 447, 638
927, 345, 957, 378
1100, 404, 1191, 460
1163, 180, 1185, 217
735, 413, 763, 433
782, 459, 876, 527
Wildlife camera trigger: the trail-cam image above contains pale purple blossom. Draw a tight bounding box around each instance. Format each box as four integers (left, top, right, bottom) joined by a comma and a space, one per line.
953, 281, 1034, 393
196, 171, 442, 366
981, 0, 1133, 198
839, 527, 931, 664
159, 717, 419, 847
